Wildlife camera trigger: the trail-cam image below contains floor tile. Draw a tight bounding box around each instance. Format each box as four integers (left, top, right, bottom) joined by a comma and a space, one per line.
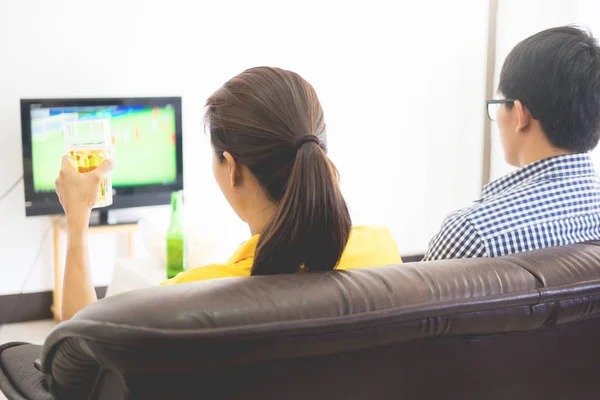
0, 320, 56, 345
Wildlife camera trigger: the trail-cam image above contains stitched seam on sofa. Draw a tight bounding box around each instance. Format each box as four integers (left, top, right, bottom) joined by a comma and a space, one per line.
43, 303, 554, 373
537, 280, 600, 302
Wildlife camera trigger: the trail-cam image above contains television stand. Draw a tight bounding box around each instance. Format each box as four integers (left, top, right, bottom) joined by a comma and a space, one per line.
50, 215, 139, 321
90, 209, 139, 227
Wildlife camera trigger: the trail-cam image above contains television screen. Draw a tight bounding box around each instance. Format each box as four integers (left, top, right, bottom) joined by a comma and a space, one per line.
21, 97, 183, 218
31, 104, 177, 191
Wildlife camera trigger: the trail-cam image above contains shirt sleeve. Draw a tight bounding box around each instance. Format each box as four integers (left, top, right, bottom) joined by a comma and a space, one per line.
423, 214, 487, 261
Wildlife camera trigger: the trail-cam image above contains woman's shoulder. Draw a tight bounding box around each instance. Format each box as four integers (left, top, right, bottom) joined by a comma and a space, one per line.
160, 259, 254, 286
348, 225, 397, 246
340, 225, 402, 269
160, 236, 259, 286
350, 225, 393, 236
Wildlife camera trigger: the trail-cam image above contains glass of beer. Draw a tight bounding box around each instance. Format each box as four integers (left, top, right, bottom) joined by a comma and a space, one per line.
63, 113, 113, 208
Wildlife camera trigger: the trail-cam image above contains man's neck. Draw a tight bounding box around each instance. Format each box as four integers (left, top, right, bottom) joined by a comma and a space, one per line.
518, 143, 573, 168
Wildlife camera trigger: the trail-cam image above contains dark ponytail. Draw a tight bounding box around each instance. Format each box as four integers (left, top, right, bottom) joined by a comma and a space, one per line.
205, 66, 352, 275
253, 138, 351, 274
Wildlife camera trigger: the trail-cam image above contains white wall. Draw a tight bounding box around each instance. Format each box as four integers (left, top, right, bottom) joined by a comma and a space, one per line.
490, 0, 600, 180
0, 0, 489, 297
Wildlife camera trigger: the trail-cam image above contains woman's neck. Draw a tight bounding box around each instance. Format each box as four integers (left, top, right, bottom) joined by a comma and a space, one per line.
246, 202, 277, 236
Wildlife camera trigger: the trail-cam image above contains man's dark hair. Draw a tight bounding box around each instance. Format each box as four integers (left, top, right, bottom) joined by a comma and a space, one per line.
499, 26, 600, 153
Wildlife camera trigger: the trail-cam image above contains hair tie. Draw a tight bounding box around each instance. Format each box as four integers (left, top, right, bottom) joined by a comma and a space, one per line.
294, 135, 320, 150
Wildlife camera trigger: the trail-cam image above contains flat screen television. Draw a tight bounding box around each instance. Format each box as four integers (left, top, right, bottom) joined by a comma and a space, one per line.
21, 97, 183, 223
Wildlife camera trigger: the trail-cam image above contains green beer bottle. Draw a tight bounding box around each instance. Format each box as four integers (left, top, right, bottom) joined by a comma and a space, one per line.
166, 191, 185, 279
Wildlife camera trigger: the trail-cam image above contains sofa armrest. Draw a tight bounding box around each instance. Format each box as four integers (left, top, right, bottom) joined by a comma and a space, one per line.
0, 343, 52, 400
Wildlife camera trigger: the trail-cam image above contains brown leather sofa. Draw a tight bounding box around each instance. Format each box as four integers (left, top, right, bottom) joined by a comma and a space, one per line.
1, 242, 600, 400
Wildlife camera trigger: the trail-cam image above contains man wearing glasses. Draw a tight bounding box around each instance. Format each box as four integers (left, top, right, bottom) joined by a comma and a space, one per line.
425, 26, 600, 261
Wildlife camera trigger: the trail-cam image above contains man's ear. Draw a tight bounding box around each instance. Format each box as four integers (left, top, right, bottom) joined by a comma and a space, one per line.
514, 100, 532, 133
222, 151, 241, 187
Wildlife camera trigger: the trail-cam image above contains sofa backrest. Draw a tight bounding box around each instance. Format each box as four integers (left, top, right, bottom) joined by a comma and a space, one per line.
40, 242, 600, 399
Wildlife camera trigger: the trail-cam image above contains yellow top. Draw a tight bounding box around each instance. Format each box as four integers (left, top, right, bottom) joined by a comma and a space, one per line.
161, 225, 401, 285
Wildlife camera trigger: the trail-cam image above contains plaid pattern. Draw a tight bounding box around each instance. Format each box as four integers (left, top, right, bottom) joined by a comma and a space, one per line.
424, 154, 600, 261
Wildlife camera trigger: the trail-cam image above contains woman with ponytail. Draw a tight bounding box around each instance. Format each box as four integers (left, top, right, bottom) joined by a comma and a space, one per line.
56, 67, 401, 319
163, 67, 401, 283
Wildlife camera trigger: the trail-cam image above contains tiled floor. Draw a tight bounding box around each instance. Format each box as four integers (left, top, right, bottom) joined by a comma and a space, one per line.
0, 320, 56, 400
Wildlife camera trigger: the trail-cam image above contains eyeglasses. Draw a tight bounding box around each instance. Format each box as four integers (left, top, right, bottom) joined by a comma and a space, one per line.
486, 99, 515, 121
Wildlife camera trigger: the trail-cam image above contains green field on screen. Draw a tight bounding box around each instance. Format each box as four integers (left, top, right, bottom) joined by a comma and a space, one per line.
31, 108, 177, 192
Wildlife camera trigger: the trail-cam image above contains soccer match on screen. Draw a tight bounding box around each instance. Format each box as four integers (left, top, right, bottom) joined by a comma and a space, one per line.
29, 105, 178, 193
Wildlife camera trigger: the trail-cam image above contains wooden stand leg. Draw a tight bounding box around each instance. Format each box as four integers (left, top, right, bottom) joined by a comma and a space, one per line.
128, 232, 134, 257
52, 225, 62, 322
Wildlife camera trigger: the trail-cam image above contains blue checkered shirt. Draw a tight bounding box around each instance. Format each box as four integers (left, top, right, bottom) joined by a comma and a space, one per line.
424, 154, 600, 261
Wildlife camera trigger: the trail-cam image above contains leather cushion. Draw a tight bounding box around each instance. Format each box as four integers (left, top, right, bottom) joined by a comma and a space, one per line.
0, 343, 52, 400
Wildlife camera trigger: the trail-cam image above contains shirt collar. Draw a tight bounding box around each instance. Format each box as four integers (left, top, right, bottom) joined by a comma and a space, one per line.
482, 153, 597, 200
226, 235, 260, 264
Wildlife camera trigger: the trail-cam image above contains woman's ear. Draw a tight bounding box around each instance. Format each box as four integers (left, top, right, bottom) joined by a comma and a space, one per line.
222, 151, 240, 187
514, 100, 532, 133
